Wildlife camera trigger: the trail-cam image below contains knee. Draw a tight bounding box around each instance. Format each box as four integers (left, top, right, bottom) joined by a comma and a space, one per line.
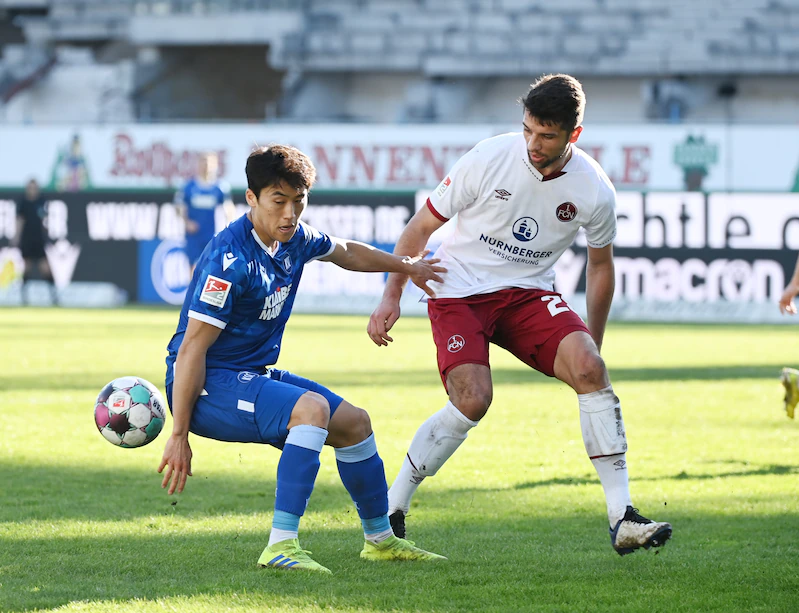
450, 382, 492, 420
572, 352, 608, 389
290, 391, 330, 428
347, 406, 372, 442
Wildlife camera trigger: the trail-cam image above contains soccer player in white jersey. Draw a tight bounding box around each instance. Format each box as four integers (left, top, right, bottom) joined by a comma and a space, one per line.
160, 145, 447, 573
367, 74, 672, 556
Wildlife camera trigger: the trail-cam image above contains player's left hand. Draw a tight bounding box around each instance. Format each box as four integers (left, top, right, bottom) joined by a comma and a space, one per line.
779, 285, 798, 315
158, 434, 193, 495
404, 250, 447, 298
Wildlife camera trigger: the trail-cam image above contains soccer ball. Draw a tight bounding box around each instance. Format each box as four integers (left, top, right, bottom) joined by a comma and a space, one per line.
94, 376, 166, 448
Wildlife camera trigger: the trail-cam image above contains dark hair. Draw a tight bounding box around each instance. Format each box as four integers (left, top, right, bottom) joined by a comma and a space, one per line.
245, 144, 317, 197
520, 74, 585, 132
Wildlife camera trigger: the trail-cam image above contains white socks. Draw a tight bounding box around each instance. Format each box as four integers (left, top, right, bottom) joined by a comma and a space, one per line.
591, 453, 633, 526
388, 401, 478, 514
579, 385, 633, 526
268, 528, 297, 547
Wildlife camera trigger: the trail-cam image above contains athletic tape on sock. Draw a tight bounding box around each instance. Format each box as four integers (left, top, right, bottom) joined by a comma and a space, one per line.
578, 386, 627, 458
409, 401, 477, 477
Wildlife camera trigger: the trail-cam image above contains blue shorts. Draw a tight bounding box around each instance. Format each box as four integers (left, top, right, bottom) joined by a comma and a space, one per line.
166, 367, 344, 447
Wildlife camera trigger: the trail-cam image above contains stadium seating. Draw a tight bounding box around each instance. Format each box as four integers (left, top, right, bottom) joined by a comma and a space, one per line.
9, 0, 799, 75
3, 0, 799, 123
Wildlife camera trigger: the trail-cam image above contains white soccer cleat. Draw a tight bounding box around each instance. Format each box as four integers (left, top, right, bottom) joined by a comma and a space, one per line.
610, 506, 672, 556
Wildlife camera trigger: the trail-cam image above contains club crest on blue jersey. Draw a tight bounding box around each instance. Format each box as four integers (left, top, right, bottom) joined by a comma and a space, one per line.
282, 254, 292, 272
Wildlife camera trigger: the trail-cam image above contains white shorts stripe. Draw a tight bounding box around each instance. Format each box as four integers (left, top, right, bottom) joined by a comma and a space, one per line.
237, 399, 255, 413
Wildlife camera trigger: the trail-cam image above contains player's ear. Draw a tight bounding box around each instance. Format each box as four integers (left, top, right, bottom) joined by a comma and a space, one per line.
245, 188, 258, 208
569, 126, 583, 144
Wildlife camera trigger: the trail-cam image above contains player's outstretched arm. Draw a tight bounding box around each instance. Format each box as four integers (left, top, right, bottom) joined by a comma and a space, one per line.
158, 318, 221, 495
367, 206, 445, 346
779, 253, 799, 315
585, 244, 615, 353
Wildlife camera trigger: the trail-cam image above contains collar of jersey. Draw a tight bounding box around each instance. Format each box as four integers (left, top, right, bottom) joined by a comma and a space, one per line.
250, 228, 280, 257
520, 146, 577, 183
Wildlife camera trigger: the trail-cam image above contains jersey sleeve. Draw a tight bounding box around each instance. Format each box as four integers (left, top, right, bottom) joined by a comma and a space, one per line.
186, 247, 248, 329
298, 222, 335, 262
583, 179, 617, 249
427, 146, 484, 220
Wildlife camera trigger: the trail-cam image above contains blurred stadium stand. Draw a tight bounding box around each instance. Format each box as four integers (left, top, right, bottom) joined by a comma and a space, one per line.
2, 0, 799, 123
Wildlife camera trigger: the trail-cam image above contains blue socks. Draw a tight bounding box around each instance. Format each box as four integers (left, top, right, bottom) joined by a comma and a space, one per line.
270, 424, 328, 546
335, 433, 392, 541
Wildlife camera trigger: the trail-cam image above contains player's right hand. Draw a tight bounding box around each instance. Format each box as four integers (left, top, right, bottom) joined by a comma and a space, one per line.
158, 433, 193, 495
368, 298, 401, 346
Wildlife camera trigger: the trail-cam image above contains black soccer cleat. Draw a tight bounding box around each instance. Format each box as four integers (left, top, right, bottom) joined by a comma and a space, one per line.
610, 506, 672, 556
389, 510, 406, 539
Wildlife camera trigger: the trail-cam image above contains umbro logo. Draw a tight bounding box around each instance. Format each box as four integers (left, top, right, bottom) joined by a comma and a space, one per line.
494, 189, 512, 201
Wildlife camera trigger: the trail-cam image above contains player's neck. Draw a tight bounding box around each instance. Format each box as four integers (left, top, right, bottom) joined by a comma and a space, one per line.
541, 145, 573, 178
247, 211, 280, 253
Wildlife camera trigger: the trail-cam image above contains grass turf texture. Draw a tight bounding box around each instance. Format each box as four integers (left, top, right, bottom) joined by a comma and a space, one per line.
1, 308, 797, 612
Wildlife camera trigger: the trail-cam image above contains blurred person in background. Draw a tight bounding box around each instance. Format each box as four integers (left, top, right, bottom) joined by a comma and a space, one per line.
13, 179, 58, 306
159, 145, 447, 573
778, 253, 799, 418
176, 151, 236, 274
368, 74, 672, 556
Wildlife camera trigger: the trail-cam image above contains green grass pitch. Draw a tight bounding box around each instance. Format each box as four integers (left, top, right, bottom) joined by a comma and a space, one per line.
1, 308, 798, 612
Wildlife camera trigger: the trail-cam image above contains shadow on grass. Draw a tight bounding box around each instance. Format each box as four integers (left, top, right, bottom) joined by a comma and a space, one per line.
513, 462, 799, 491
0, 460, 356, 523
2, 510, 799, 613
0, 364, 788, 392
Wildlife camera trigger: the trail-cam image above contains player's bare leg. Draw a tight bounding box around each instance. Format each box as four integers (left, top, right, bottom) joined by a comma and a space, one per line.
554, 331, 671, 555
387, 363, 487, 537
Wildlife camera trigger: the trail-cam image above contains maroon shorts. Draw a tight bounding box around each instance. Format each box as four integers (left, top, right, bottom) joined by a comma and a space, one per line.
427, 288, 590, 387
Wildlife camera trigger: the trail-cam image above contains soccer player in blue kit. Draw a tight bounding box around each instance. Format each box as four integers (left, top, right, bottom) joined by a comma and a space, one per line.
159, 144, 447, 573
177, 151, 235, 270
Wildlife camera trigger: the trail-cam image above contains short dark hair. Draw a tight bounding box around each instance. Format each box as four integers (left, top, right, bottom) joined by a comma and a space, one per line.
520, 74, 585, 132
245, 144, 317, 197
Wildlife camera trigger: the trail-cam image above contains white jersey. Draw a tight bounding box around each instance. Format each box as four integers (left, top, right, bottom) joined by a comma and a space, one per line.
426, 132, 617, 299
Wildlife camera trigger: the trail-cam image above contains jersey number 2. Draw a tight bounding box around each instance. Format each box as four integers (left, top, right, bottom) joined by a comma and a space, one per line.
542, 295, 572, 317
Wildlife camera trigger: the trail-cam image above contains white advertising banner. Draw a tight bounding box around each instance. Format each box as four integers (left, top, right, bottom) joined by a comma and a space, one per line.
2, 123, 799, 192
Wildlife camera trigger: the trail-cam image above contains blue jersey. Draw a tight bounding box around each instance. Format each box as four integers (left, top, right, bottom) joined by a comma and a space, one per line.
179, 178, 231, 260
165, 214, 334, 385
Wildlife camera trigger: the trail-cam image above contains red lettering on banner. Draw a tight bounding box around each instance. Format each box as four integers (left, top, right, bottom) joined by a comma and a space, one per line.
421, 146, 446, 182
311, 143, 473, 187
349, 146, 378, 183
109, 133, 227, 185
387, 146, 413, 183
312, 145, 341, 183
621, 146, 650, 185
